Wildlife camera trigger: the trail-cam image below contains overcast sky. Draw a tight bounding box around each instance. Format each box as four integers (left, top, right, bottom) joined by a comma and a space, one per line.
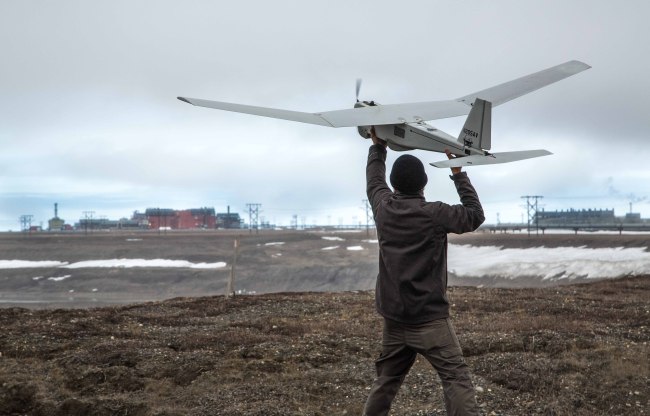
1, 0, 649, 230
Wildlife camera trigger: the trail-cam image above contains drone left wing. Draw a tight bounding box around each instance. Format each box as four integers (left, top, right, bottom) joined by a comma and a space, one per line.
178, 96, 470, 128
177, 97, 334, 126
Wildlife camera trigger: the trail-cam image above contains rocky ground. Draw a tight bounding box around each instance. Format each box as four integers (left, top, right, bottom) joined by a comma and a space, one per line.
0, 229, 650, 416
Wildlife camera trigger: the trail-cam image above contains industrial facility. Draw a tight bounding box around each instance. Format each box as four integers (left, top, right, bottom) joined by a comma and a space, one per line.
49, 206, 244, 232
47, 203, 68, 231
534, 208, 646, 227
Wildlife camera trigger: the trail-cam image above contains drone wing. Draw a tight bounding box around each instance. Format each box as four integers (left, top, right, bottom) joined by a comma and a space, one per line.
178, 60, 590, 127
177, 97, 334, 126
457, 60, 591, 107
178, 96, 469, 128
430, 149, 552, 168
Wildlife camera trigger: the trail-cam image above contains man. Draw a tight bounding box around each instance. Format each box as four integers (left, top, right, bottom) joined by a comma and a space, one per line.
363, 127, 484, 416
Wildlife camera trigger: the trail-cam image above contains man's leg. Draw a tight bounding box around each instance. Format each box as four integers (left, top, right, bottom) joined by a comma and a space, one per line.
415, 319, 479, 416
364, 319, 416, 416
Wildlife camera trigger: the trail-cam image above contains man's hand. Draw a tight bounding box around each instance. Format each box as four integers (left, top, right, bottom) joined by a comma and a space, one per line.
370, 126, 387, 148
445, 149, 462, 175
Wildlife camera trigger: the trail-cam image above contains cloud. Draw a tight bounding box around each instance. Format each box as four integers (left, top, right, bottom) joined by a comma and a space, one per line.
1, 1, 649, 229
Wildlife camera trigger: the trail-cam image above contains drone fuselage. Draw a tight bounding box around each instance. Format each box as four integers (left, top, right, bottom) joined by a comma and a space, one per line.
354, 101, 484, 157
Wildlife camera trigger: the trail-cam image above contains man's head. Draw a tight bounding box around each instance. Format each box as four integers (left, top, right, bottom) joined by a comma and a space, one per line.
390, 154, 428, 194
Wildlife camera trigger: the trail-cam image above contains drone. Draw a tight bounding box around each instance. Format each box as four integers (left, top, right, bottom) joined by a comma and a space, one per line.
178, 60, 590, 168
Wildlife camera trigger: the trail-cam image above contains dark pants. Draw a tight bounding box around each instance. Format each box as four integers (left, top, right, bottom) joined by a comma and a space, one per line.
363, 318, 479, 416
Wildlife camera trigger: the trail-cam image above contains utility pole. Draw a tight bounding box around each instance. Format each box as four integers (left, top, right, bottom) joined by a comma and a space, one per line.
226, 237, 239, 298
245, 203, 261, 234
363, 199, 373, 237
521, 195, 543, 236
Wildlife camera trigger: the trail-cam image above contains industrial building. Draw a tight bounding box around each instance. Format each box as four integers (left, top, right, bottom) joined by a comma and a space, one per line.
76, 217, 144, 231
535, 208, 647, 227
216, 206, 243, 229
142, 207, 217, 230
48, 203, 66, 231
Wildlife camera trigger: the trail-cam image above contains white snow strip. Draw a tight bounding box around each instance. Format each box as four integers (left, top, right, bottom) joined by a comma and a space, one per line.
322, 236, 345, 241
126, 238, 142, 242
448, 244, 650, 280
321, 246, 340, 251
2, 259, 227, 270
362, 239, 379, 243
0, 260, 68, 269
264, 242, 285, 246
347, 246, 364, 251
32, 276, 44, 280
48, 275, 71, 282
62, 259, 227, 269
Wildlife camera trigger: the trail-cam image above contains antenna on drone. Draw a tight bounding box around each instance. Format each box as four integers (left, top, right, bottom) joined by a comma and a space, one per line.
355, 78, 362, 102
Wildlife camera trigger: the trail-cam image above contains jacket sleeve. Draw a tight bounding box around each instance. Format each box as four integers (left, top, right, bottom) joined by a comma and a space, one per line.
366, 145, 392, 217
440, 172, 485, 233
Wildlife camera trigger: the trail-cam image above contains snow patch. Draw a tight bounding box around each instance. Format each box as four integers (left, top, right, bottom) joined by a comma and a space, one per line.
62, 259, 227, 269
448, 244, 650, 280
48, 275, 71, 282
347, 246, 364, 251
0, 260, 68, 269
265, 242, 285, 246
322, 236, 345, 241
321, 246, 339, 251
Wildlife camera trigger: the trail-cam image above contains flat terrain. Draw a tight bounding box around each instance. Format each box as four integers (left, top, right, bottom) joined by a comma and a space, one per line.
1, 276, 648, 415
0, 231, 648, 415
2, 230, 649, 308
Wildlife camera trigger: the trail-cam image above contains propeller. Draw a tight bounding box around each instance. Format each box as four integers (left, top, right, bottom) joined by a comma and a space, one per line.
355, 78, 362, 102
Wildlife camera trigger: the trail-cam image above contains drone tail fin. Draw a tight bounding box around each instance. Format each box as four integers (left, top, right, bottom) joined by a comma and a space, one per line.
458, 98, 492, 150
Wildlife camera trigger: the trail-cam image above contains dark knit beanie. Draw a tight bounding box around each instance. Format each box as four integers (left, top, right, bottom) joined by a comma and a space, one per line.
390, 154, 428, 194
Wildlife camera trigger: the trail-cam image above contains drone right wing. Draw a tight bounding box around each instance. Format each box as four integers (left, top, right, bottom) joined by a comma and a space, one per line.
457, 60, 591, 107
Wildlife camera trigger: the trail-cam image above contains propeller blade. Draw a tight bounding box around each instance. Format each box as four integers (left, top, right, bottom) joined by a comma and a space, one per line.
355, 78, 362, 102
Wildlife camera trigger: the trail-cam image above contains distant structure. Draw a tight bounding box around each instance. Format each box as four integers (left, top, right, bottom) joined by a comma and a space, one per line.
19, 214, 33, 233
536, 208, 616, 226
48, 203, 66, 231
216, 206, 243, 229
484, 206, 649, 234
533, 207, 649, 232
76, 217, 143, 231
142, 207, 217, 230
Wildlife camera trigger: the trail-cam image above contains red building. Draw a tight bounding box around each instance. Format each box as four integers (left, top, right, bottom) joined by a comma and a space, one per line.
143, 208, 216, 230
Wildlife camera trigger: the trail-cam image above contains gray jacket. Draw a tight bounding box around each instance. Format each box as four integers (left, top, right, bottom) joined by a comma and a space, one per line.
366, 144, 484, 324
